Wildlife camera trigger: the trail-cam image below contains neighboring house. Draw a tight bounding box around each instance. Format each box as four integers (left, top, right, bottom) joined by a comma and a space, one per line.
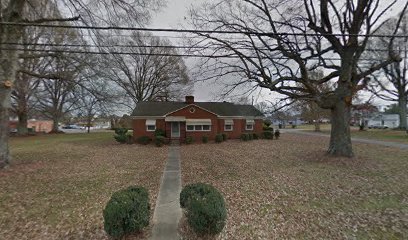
131, 96, 264, 142
367, 114, 407, 129
9, 119, 53, 133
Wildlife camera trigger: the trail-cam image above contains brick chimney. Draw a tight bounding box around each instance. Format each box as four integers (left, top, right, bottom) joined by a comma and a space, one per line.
185, 96, 194, 104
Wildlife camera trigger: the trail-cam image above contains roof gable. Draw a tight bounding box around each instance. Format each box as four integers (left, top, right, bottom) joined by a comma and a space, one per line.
166, 104, 218, 117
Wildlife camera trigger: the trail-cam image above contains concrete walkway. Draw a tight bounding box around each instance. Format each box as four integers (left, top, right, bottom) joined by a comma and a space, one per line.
282, 129, 408, 150
151, 142, 182, 240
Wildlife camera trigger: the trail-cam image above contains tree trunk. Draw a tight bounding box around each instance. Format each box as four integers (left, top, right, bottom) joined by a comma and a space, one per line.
52, 117, 59, 132
87, 117, 91, 133
17, 110, 29, 135
314, 121, 321, 132
398, 95, 407, 130
0, 87, 12, 168
0, 0, 25, 168
327, 100, 353, 157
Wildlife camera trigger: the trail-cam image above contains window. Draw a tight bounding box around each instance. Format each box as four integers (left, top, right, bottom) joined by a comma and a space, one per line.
186, 125, 211, 131
224, 120, 234, 131
186, 119, 211, 132
245, 119, 254, 131
146, 119, 156, 132
224, 124, 233, 131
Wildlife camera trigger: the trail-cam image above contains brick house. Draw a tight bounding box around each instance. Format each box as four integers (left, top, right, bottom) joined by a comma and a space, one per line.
9, 119, 53, 133
131, 96, 264, 142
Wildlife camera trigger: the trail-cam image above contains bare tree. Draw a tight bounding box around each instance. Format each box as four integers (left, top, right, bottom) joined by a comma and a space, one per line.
98, 32, 191, 110
188, 0, 408, 157
365, 14, 408, 130
0, 0, 164, 168
72, 70, 113, 133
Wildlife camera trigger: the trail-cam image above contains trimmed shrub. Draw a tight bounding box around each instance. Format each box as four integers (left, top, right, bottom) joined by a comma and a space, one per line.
137, 136, 152, 145
103, 186, 150, 238
263, 131, 274, 140
253, 133, 259, 140
114, 128, 132, 144
186, 136, 194, 145
180, 183, 217, 209
154, 128, 165, 137
240, 133, 249, 141
221, 133, 228, 141
215, 134, 223, 143
180, 183, 227, 235
274, 129, 280, 139
155, 136, 166, 147
202, 135, 209, 144
248, 133, 253, 140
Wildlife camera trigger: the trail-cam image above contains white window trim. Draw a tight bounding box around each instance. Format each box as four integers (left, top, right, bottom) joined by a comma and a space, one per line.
146, 125, 156, 132
224, 124, 233, 131
186, 124, 212, 132
245, 119, 255, 131
245, 124, 254, 131
146, 119, 156, 132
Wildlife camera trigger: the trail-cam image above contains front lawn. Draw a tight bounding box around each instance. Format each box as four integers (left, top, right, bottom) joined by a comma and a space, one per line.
0, 132, 167, 239
181, 135, 408, 239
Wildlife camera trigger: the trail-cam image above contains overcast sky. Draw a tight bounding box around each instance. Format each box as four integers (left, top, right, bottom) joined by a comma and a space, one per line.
150, 0, 221, 102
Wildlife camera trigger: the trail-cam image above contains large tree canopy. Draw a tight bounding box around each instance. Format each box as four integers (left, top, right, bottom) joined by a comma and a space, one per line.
189, 0, 408, 157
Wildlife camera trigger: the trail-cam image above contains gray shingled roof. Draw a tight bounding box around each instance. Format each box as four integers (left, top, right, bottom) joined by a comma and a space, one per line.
131, 101, 264, 117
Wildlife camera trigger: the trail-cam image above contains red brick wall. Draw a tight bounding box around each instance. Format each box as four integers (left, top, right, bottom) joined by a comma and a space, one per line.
133, 118, 165, 139
169, 105, 218, 142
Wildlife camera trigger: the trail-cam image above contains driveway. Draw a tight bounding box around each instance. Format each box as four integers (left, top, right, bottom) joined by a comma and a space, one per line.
281, 129, 408, 150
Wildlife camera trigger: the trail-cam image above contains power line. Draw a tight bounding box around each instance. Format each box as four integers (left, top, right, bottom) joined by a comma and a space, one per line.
0, 47, 388, 61
0, 47, 246, 59
2, 42, 407, 53
2, 22, 408, 38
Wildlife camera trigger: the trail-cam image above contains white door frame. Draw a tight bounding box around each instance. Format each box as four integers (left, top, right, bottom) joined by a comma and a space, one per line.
171, 122, 180, 138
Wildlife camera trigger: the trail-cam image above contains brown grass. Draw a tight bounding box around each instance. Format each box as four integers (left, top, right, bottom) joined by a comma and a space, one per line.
0, 132, 167, 239
181, 134, 408, 239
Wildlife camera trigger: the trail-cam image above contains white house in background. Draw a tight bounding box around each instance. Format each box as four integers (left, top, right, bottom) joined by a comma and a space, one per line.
367, 114, 407, 129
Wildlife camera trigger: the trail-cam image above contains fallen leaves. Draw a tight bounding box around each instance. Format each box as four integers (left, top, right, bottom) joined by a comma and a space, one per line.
180, 134, 408, 239
0, 133, 167, 240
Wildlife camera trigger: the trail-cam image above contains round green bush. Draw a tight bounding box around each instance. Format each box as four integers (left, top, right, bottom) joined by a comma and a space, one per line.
215, 134, 223, 143
180, 183, 227, 235
187, 193, 227, 235
155, 136, 166, 147
137, 136, 152, 145
263, 131, 273, 139
240, 133, 249, 141
103, 186, 150, 238
248, 133, 253, 140
202, 136, 209, 143
186, 136, 194, 144
154, 129, 165, 137
180, 183, 218, 209
274, 129, 281, 139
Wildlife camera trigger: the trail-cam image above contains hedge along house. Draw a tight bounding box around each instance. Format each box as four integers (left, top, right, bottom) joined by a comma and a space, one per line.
131, 96, 265, 142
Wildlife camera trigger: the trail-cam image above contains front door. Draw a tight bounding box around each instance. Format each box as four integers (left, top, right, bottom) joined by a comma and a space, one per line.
171, 122, 180, 138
